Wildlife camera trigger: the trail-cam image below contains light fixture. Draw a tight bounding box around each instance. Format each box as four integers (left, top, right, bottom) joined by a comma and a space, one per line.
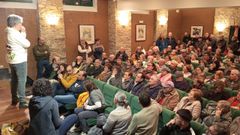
117, 10, 130, 26
216, 22, 226, 32
159, 16, 168, 26
45, 13, 60, 25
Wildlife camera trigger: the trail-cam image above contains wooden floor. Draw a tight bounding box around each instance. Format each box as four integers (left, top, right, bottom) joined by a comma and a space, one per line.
0, 80, 29, 126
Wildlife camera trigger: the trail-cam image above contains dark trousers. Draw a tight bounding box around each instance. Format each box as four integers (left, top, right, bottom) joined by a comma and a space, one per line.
37, 59, 51, 79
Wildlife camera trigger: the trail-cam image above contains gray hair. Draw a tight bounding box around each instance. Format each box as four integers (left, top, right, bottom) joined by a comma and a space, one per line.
114, 91, 128, 107
7, 14, 23, 27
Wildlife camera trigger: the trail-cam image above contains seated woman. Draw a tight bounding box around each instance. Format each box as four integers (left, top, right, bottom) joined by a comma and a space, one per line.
174, 88, 202, 121
156, 81, 180, 111
74, 80, 106, 134
103, 91, 132, 135
203, 100, 232, 129
205, 70, 225, 84
158, 67, 172, 86
227, 91, 240, 110
28, 79, 77, 135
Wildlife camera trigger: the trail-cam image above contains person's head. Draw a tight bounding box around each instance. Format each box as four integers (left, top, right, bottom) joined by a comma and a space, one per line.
80, 39, 87, 46
195, 67, 203, 75
59, 63, 67, 73
175, 109, 192, 128
116, 58, 122, 65
146, 62, 155, 71
175, 71, 184, 81
120, 47, 125, 53
95, 38, 100, 45
162, 81, 174, 94
138, 92, 151, 107
213, 80, 225, 93
168, 32, 173, 37
148, 74, 160, 86
114, 91, 128, 107
216, 100, 231, 115
76, 56, 83, 63
230, 69, 239, 81
104, 63, 112, 72
37, 37, 45, 46
188, 88, 203, 101
77, 71, 87, 81
52, 56, 61, 64
123, 71, 132, 81
206, 124, 229, 135
112, 66, 121, 76
83, 80, 97, 92
109, 54, 115, 61
161, 67, 171, 76
66, 65, 73, 75
102, 52, 107, 59
86, 57, 93, 64
94, 59, 102, 68
214, 70, 224, 80
32, 79, 52, 96
135, 72, 145, 83
7, 14, 23, 30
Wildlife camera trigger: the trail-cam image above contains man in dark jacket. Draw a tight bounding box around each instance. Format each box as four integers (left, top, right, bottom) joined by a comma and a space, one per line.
165, 32, 177, 49
129, 72, 146, 95
142, 74, 162, 99
33, 37, 51, 78
86, 59, 104, 77
116, 47, 128, 61
160, 109, 194, 135
173, 71, 191, 92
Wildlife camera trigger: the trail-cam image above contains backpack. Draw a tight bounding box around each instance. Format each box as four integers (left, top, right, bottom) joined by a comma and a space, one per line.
76, 92, 89, 108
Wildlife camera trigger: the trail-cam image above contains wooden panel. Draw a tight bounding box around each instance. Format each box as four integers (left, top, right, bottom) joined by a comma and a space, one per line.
64, 0, 108, 64
131, 11, 156, 52
0, 8, 38, 79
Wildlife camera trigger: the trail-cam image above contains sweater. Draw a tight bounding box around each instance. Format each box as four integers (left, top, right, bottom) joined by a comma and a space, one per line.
6, 27, 30, 64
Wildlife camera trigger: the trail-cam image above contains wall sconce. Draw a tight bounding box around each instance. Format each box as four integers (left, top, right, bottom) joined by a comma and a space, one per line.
45, 13, 60, 25
159, 16, 168, 26
117, 10, 130, 26
216, 22, 226, 32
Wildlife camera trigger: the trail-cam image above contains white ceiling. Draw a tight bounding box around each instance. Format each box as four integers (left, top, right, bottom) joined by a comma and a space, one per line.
117, 0, 240, 10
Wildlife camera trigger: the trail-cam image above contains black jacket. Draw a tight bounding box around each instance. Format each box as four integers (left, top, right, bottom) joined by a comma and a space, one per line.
160, 124, 192, 135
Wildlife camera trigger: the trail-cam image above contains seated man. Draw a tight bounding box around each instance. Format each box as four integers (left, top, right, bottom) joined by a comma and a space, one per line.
143, 74, 162, 99
54, 71, 86, 107
206, 124, 229, 135
121, 71, 134, 91
129, 72, 146, 95
127, 92, 162, 135
226, 69, 240, 91
52, 65, 78, 95
86, 59, 104, 77
173, 71, 191, 92
103, 91, 132, 135
160, 109, 195, 135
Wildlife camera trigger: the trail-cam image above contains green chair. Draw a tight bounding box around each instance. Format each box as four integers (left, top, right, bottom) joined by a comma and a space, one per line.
177, 89, 188, 99
101, 84, 119, 113
201, 97, 210, 109
118, 89, 134, 105
192, 62, 199, 69
158, 108, 175, 129
129, 96, 142, 114
184, 77, 193, 88
92, 79, 106, 90
231, 108, 240, 119
190, 121, 207, 135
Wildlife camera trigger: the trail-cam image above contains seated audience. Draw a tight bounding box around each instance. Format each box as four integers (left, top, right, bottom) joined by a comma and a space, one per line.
158, 67, 172, 86
103, 91, 132, 135
72, 56, 86, 73
227, 91, 240, 110
96, 63, 112, 82
116, 47, 128, 61
160, 109, 195, 135
173, 71, 191, 92
107, 66, 122, 88
225, 69, 240, 91
127, 92, 162, 135
206, 124, 229, 135
54, 71, 86, 107
143, 74, 162, 100
203, 100, 232, 129
86, 59, 104, 77
129, 72, 146, 95
230, 116, 240, 135
142, 62, 157, 80
156, 81, 179, 110
174, 88, 202, 121
182, 65, 192, 78
121, 71, 134, 91
29, 79, 77, 135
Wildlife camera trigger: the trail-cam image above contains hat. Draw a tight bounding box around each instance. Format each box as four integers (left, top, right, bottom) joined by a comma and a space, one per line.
175, 71, 183, 78
162, 81, 174, 88
177, 109, 192, 122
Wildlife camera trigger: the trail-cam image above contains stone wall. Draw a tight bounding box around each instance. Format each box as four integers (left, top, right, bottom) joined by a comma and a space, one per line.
214, 8, 240, 39
108, 0, 131, 54
155, 9, 168, 39
38, 0, 66, 62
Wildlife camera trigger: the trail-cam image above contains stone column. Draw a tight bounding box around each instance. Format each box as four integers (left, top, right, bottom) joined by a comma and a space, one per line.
37, 0, 66, 62
214, 8, 240, 39
108, 0, 131, 54
155, 9, 168, 39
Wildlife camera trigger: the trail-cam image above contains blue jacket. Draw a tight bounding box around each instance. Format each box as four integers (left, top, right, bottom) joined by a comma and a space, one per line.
29, 96, 62, 135
69, 80, 85, 98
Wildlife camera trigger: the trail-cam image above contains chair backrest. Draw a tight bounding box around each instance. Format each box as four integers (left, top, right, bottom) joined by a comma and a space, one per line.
129, 96, 142, 114
190, 121, 207, 135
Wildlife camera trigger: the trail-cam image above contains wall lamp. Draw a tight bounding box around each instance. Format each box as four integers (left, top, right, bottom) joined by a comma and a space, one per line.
45, 13, 60, 25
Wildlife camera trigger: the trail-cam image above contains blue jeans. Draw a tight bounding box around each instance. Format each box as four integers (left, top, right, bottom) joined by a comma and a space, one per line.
74, 108, 98, 133
51, 81, 66, 96
9, 62, 27, 103
54, 94, 76, 107
37, 59, 51, 79
58, 114, 78, 135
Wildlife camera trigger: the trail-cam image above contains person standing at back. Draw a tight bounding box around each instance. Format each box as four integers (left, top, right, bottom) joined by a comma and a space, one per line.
6, 14, 30, 108
33, 37, 51, 79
